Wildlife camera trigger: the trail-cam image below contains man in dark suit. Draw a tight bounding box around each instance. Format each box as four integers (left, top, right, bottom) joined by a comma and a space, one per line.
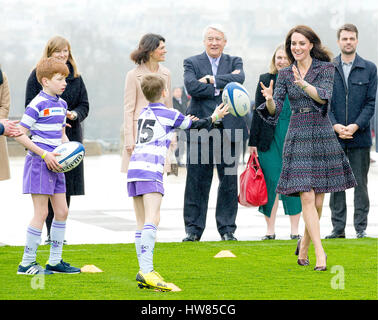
172, 87, 190, 167
182, 24, 248, 241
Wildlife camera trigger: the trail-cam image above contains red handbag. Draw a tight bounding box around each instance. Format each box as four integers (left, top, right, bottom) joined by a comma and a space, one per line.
238, 153, 268, 207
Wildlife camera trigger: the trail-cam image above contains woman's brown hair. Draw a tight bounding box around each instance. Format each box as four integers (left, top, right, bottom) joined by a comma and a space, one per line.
285, 25, 333, 64
130, 33, 165, 65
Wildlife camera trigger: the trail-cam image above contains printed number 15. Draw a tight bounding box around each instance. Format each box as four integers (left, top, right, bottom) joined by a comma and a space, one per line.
137, 119, 156, 143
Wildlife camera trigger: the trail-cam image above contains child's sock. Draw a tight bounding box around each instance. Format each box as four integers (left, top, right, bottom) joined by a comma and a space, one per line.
48, 220, 66, 265
135, 230, 142, 269
20, 226, 42, 266
139, 223, 157, 274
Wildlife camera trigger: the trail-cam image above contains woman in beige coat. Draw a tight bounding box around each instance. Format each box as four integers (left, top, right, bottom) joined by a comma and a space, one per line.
121, 33, 173, 172
0, 69, 11, 181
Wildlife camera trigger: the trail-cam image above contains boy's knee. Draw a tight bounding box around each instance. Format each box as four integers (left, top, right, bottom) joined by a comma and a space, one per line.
54, 207, 69, 221
40, 209, 49, 221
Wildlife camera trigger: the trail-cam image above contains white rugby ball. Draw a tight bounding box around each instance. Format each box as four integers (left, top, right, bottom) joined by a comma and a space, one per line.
51, 141, 85, 173
222, 82, 251, 117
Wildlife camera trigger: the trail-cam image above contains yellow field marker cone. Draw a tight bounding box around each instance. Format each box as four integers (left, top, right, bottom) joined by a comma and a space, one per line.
214, 250, 237, 258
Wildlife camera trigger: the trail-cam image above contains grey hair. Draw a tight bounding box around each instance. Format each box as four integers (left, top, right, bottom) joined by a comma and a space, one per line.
203, 24, 227, 40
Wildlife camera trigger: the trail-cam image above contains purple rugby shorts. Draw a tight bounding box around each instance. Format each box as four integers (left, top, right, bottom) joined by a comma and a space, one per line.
23, 152, 66, 195
127, 180, 164, 197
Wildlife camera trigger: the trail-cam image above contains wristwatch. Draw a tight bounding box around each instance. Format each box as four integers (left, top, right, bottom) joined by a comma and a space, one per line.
206, 76, 211, 84
71, 111, 78, 120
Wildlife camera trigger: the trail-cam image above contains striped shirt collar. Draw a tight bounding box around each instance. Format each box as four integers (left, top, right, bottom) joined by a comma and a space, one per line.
39, 90, 60, 102
148, 102, 166, 108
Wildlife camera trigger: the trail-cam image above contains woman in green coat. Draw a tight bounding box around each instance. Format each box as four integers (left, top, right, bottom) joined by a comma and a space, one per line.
248, 44, 302, 240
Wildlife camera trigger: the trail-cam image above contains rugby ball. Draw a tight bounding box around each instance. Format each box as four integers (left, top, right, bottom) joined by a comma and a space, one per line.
222, 82, 251, 117
51, 141, 85, 173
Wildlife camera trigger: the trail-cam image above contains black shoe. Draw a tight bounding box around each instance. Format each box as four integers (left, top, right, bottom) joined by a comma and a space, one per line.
325, 232, 345, 239
290, 234, 301, 240
221, 232, 237, 241
261, 234, 276, 240
182, 233, 200, 242
356, 231, 367, 238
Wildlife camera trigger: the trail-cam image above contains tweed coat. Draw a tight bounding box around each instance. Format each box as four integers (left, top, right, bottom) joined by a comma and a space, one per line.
0, 71, 11, 181
257, 58, 357, 196
120, 63, 172, 173
25, 62, 89, 195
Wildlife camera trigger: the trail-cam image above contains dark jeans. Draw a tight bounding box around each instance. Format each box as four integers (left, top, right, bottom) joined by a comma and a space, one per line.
46, 195, 71, 236
329, 147, 370, 233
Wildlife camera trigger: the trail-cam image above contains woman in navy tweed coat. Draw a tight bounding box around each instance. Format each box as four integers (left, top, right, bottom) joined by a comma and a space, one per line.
258, 25, 357, 271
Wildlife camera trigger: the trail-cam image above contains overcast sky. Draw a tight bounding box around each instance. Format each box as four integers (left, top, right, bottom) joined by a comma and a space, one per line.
1, 0, 377, 142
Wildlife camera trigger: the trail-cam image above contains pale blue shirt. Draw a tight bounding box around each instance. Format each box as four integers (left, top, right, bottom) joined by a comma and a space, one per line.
206, 53, 221, 96
341, 59, 354, 87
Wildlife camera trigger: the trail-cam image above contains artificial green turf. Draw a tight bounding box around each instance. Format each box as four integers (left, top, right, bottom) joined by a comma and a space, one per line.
0, 238, 376, 300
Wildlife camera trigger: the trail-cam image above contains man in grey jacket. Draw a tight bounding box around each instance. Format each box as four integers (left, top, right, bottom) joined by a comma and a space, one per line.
327, 24, 377, 239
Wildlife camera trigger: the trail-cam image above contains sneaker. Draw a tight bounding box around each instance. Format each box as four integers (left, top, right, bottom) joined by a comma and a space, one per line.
136, 271, 172, 291
46, 260, 81, 274
17, 261, 54, 275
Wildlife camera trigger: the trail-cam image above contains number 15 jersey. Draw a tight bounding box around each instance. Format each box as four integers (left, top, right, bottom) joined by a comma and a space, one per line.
127, 103, 194, 183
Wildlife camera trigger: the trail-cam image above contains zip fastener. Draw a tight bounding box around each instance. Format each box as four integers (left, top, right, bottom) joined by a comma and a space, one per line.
345, 87, 348, 125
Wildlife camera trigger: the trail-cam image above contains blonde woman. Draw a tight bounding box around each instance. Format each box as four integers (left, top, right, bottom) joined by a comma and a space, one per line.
25, 36, 89, 244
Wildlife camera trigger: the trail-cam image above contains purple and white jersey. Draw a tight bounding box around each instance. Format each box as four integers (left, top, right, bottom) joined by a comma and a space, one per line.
20, 91, 67, 152
127, 103, 192, 183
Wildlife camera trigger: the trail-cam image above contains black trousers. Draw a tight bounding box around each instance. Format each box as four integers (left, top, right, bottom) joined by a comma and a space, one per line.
183, 129, 241, 237
329, 147, 370, 233
45, 195, 71, 236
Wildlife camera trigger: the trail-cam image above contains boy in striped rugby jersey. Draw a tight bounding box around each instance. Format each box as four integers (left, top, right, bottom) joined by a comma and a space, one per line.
130, 74, 228, 291
15, 57, 80, 275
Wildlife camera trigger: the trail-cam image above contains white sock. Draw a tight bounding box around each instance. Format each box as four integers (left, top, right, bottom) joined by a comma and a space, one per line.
48, 220, 66, 265
21, 226, 42, 266
135, 230, 142, 268
139, 223, 157, 274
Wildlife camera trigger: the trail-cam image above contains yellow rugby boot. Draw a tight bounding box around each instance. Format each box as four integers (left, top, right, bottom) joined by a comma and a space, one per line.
136, 270, 172, 292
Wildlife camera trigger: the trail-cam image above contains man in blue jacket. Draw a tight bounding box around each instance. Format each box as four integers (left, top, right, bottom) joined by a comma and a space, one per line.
327, 24, 377, 239
182, 24, 248, 241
